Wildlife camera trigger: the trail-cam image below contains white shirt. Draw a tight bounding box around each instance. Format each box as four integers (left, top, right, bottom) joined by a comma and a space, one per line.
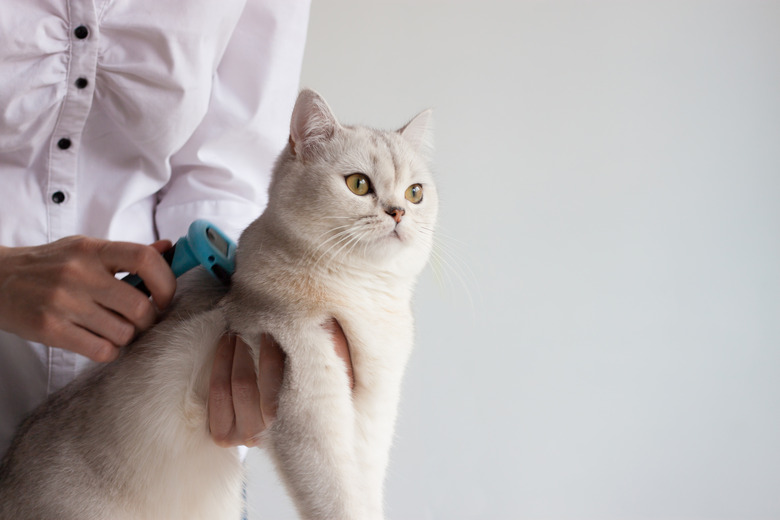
0, 0, 310, 457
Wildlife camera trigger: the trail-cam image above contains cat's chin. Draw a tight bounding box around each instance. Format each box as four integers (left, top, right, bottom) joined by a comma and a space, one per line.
366, 221, 408, 245
366, 228, 414, 258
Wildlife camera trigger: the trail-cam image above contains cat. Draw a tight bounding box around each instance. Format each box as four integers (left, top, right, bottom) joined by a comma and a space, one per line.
0, 89, 437, 520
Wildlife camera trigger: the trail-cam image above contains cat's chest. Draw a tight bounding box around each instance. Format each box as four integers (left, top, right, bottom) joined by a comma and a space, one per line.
228, 257, 413, 336
288, 270, 408, 315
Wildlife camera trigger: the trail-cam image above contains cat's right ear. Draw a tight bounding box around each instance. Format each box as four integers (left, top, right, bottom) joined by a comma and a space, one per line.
399, 109, 434, 159
289, 89, 340, 160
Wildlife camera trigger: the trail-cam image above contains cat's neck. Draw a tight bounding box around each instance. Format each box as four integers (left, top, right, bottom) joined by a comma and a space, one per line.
241, 211, 417, 287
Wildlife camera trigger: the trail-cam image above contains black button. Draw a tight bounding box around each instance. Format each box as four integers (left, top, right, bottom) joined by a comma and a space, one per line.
74, 25, 89, 39
75, 77, 89, 89
57, 138, 71, 150
52, 191, 66, 204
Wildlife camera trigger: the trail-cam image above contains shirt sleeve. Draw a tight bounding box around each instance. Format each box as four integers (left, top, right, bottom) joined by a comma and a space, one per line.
155, 0, 311, 242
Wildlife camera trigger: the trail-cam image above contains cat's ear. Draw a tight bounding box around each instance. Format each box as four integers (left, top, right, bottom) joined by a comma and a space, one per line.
399, 109, 434, 157
290, 89, 340, 160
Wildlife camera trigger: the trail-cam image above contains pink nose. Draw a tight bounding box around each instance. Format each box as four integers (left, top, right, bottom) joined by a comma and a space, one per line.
386, 207, 405, 223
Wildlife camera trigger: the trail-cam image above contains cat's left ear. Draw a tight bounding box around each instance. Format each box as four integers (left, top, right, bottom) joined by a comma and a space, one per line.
289, 89, 340, 160
399, 109, 434, 158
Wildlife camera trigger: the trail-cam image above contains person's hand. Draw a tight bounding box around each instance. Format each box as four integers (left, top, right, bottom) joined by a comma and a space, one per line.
0, 236, 176, 362
208, 320, 353, 447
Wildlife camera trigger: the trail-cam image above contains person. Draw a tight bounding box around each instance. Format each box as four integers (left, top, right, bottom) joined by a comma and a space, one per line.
0, 0, 350, 459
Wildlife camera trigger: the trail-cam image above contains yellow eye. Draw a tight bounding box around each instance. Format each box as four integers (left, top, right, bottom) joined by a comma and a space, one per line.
345, 173, 371, 196
405, 183, 423, 204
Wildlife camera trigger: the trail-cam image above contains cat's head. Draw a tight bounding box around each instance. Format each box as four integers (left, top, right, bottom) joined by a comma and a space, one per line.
264, 89, 437, 277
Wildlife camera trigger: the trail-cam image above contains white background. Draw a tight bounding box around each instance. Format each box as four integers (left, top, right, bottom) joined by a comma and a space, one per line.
247, 1, 780, 518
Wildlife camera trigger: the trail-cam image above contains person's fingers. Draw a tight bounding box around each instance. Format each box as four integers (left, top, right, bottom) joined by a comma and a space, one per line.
258, 333, 286, 428
0, 236, 173, 358
209, 334, 237, 447
97, 241, 176, 310
92, 280, 157, 333
95, 239, 174, 331
231, 336, 263, 446
207, 325, 347, 448
34, 269, 136, 353
72, 301, 137, 349
325, 319, 354, 389
48, 318, 119, 363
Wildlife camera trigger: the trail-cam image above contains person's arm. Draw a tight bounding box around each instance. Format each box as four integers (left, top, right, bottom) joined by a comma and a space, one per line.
0, 238, 176, 362
155, 0, 311, 241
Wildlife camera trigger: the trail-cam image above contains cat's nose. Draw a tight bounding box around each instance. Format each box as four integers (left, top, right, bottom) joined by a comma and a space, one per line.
385, 207, 405, 223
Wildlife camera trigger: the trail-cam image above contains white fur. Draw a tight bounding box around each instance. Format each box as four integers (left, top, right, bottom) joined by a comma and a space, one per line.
0, 90, 436, 520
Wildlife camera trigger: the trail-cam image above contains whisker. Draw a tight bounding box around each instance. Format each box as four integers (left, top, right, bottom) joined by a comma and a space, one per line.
312, 224, 353, 243
295, 224, 356, 271
312, 228, 355, 269
330, 227, 365, 262
427, 227, 469, 247
425, 231, 481, 316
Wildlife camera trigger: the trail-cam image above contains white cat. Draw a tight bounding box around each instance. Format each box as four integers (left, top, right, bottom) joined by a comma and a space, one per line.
0, 89, 437, 520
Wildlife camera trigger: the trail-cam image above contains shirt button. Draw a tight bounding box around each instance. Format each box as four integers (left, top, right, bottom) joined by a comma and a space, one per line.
57, 138, 72, 150
75, 77, 89, 89
52, 191, 66, 204
74, 25, 89, 39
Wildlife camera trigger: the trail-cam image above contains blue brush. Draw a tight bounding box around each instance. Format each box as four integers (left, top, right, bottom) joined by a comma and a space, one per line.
122, 219, 236, 295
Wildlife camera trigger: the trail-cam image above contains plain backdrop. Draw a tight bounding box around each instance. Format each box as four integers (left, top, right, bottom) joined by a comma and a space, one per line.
246, 1, 780, 519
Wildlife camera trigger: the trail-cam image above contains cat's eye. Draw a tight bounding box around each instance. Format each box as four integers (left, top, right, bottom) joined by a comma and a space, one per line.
405, 184, 423, 204
345, 173, 371, 196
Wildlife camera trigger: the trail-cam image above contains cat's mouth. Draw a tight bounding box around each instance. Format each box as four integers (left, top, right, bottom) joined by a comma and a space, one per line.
388, 225, 407, 242
372, 218, 406, 243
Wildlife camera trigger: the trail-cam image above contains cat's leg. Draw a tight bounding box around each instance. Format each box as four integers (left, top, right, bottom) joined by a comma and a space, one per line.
346, 320, 414, 520
263, 322, 364, 520
352, 355, 408, 518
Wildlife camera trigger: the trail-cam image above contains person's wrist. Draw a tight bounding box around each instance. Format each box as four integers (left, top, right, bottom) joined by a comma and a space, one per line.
0, 246, 16, 334
0, 246, 13, 283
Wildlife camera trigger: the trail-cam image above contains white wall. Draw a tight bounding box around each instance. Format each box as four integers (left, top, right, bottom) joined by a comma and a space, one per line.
247, 1, 780, 518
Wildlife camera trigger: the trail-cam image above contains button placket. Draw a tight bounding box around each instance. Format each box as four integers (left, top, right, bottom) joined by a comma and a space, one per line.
46, 3, 100, 242
44, 3, 102, 392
